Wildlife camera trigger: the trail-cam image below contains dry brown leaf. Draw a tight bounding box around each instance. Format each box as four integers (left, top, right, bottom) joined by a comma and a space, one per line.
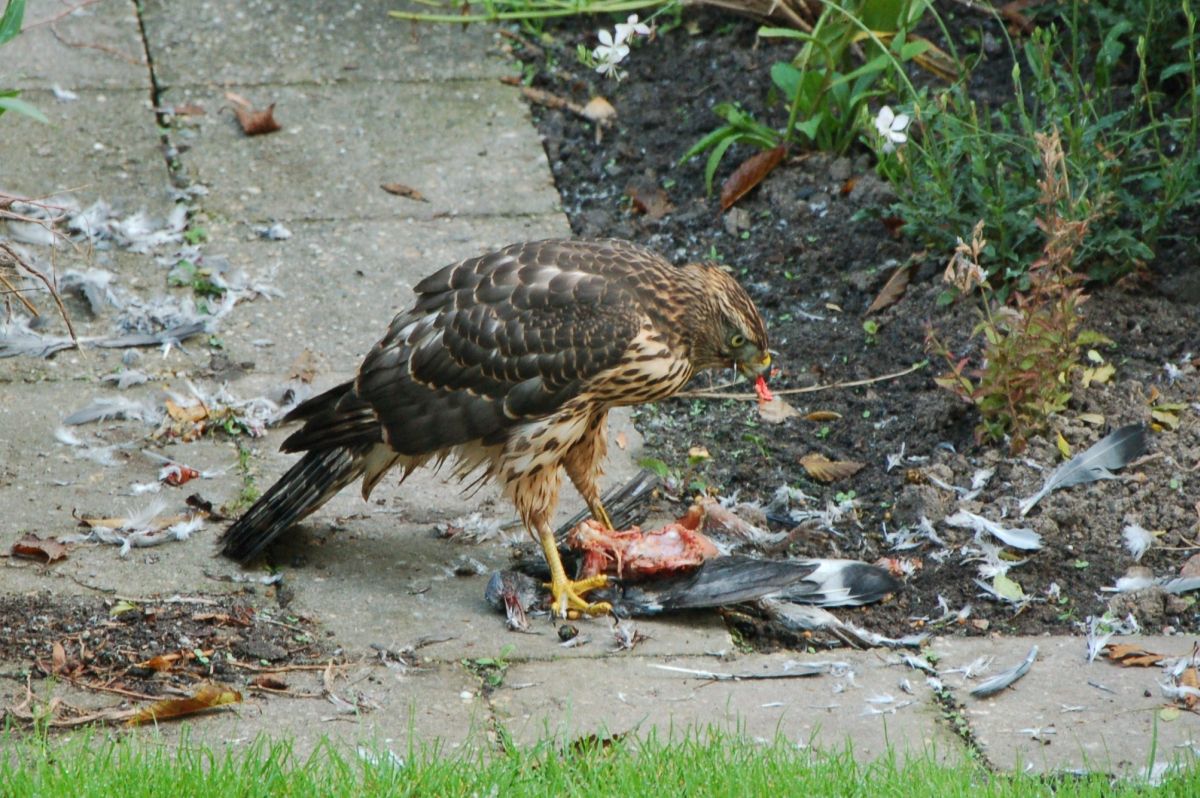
192, 611, 251, 627
137, 648, 215, 672
381, 182, 428, 202
288, 348, 320, 383
999, 0, 1036, 32
803, 410, 842, 422
127, 683, 242, 726
252, 675, 290, 690
165, 398, 209, 424
1181, 667, 1200, 709
11, 533, 69, 563
172, 102, 206, 116
1104, 643, 1165, 667
799, 453, 865, 482
614, 431, 628, 450
141, 654, 179, 672
720, 144, 786, 211
51, 642, 67, 674
225, 92, 281, 136
234, 104, 281, 136
580, 96, 617, 125
881, 215, 905, 238
627, 184, 674, 220
757, 396, 802, 424
866, 262, 915, 314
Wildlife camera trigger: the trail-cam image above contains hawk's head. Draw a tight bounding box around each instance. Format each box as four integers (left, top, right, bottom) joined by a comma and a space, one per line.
683, 262, 771, 379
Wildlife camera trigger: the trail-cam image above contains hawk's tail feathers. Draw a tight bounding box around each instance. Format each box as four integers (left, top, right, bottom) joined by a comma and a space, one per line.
219, 446, 366, 563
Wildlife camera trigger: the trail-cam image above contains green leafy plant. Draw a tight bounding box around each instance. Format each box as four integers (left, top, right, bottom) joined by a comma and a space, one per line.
927, 132, 1111, 452
0, 0, 46, 123
881, 0, 1200, 284
683, 0, 934, 192
462, 646, 516, 689
168, 259, 225, 299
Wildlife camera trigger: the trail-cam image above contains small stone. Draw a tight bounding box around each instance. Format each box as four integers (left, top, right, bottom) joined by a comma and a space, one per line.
723, 207, 751, 235
1180, 552, 1200, 578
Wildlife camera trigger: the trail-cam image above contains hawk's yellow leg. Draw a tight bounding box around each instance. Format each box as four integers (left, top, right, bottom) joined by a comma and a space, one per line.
590, 502, 614, 531
538, 524, 611, 617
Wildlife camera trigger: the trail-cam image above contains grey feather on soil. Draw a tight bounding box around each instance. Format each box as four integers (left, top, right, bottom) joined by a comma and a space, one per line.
1019, 424, 1148, 516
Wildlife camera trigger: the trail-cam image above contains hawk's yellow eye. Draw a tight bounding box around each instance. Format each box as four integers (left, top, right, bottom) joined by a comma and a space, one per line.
728, 333, 746, 348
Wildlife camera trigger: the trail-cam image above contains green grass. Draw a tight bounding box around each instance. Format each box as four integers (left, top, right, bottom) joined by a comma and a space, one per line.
2, 728, 1198, 797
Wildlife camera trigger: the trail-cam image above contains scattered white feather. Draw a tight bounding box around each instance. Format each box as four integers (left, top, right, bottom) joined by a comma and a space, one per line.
54, 426, 83, 447
4, 220, 58, 246
52, 85, 79, 102
60, 268, 121, 314
437, 512, 508, 544
64, 396, 160, 425
102, 368, 151, 389
945, 509, 1043, 551
1085, 613, 1139, 663
941, 655, 993, 680
255, 222, 292, 240
75, 445, 121, 467
166, 515, 205, 539
116, 498, 170, 532
1122, 524, 1154, 562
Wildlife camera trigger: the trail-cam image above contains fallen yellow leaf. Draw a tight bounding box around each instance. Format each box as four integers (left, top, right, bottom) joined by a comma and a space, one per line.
127, 684, 242, 726
799, 453, 864, 483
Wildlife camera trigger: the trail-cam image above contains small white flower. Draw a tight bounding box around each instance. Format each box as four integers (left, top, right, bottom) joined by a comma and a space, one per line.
592, 29, 630, 79
614, 14, 651, 45
874, 106, 910, 153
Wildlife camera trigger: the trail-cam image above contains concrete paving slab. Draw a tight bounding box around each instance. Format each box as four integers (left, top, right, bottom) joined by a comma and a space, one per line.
929, 635, 1200, 775
0, 88, 175, 214
162, 80, 559, 223
491, 652, 962, 760
1, 0, 150, 90
176, 662, 492, 758
141, 0, 513, 87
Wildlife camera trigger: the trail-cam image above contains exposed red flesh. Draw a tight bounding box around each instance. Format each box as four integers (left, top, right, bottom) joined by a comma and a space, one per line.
567, 511, 719, 579
754, 374, 774, 402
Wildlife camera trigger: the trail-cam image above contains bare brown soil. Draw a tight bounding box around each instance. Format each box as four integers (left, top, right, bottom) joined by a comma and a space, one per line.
515, 10, 1200, 642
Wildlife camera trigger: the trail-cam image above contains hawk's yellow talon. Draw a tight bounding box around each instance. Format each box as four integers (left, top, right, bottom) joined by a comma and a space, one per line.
539, 524, 611, 617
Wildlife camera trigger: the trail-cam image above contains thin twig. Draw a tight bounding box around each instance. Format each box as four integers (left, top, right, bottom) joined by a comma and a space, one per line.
50, 25, 146, 67
66, 677, 160, 702
258, 616, 311, 635
21, 0, 105, 31
677, 361, 928, 401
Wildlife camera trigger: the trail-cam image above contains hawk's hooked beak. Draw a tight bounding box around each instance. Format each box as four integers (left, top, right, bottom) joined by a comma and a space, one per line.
737, 350, 772, 379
